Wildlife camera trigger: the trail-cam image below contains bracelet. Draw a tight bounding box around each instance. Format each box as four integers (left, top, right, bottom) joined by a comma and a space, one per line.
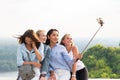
72, 74, 76, 77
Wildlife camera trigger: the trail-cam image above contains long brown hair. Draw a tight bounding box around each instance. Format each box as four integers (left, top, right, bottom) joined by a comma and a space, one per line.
45, 29, 59, 45
17, 29, 41, 49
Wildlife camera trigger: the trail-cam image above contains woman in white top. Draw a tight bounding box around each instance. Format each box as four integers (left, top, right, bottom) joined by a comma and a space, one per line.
60, 34, 88, 80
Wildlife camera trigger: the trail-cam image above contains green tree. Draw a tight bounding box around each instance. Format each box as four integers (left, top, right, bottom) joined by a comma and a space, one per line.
82, 44, 120, 78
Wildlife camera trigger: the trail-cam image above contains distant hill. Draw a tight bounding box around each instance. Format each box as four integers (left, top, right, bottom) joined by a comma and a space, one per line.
0, 37, 119, 51
0, 37, 120, 72
73, 37, 120, 52
0, 37, 120, 52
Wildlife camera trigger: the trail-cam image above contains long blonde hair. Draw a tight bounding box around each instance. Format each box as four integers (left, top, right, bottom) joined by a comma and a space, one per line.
60, 34, 74, 46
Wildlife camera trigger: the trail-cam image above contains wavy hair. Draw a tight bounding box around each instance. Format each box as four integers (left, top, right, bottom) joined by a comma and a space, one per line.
17, 29, 41, 49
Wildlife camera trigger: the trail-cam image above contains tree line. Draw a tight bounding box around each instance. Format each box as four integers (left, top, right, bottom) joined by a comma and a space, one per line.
0, 43, 120, 78
82, 44, 120, 78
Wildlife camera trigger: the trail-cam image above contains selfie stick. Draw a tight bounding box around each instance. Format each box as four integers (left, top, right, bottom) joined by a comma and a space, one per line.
81, 18, 104, 54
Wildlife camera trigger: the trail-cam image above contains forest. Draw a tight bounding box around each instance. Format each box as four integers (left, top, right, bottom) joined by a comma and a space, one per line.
83, 44, 120, 78
0, 38, 120, 78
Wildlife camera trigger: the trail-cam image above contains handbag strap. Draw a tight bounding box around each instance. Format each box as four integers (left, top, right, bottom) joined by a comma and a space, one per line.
26, 51, 31, 61
17, 51, 33, 80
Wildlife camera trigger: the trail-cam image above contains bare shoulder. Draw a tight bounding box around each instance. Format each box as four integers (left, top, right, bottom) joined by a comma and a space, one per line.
72, 45, 78, 50
72, 45, 79, 53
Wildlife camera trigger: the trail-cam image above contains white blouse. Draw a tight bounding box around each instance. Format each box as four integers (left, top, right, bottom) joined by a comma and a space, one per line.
69, 49, 85, 71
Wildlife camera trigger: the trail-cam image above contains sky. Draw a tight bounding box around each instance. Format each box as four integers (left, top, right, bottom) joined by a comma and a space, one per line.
0, 0, 120, 39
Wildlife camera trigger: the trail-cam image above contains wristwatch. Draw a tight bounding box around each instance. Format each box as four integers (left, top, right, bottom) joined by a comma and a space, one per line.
72, 74, 76, 77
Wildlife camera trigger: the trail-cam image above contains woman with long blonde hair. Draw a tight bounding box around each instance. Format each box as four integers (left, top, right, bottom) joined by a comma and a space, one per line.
60, 34, 88, 80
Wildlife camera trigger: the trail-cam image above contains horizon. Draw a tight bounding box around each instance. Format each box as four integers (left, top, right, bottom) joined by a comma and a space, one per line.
1, 37, 119, 48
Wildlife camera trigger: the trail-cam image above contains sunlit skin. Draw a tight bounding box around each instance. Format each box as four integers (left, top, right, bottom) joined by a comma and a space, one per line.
48, 31, 59, 48
38, 30, 47, 43
61, 34, 77, 80
61, 34, 83, 80
62, 34, 83, 59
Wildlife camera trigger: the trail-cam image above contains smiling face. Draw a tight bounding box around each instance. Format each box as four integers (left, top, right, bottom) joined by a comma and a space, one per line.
61, 34, 73, 46
38, 30, 47, 43
48, 30, 59, 45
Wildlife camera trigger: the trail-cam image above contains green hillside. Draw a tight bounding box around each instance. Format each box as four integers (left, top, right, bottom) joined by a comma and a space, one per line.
0, 38, 120, 78
82, 44, 120, 78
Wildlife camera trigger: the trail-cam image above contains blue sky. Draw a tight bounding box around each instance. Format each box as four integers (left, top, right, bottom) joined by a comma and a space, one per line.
0, 0, 120, 39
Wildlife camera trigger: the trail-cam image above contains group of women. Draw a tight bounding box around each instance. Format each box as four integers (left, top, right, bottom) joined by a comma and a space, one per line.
17, 28, 88, 80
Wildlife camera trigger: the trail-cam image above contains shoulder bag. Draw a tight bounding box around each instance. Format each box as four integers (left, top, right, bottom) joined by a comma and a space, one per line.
19, 52, 35, 80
